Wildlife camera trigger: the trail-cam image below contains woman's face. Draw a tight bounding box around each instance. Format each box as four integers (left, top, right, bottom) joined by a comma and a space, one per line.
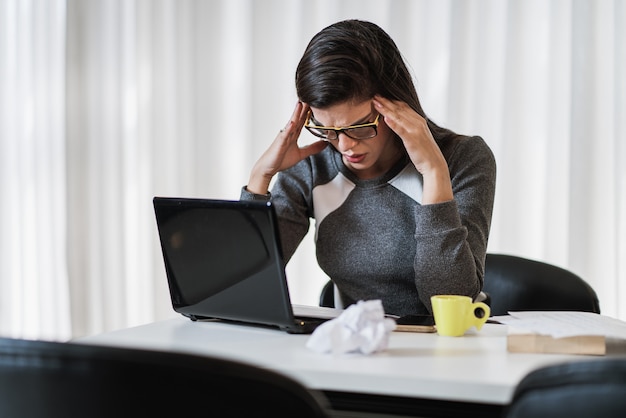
309, 100, 402, 179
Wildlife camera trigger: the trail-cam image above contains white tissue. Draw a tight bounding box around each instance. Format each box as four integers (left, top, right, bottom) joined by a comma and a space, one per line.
306, 300, 396, 355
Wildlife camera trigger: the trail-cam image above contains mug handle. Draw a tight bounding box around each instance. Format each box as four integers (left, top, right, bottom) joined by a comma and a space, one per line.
471, 302, 490, 330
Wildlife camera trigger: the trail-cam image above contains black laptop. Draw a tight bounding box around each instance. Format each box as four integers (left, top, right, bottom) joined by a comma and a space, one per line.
153, 197, 339, 334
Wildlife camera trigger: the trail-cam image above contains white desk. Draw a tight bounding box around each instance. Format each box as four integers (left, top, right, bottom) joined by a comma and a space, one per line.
78, 317, 599, 417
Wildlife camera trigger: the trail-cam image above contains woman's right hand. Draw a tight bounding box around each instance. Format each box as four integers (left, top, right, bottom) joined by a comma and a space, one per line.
247, 101, 328, 195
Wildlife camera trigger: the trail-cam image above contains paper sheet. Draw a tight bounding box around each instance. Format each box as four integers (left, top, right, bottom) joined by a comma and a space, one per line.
493, 311, 626, 339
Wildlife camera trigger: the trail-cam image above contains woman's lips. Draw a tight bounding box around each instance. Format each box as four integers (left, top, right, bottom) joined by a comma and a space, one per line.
344, 153, 366, 164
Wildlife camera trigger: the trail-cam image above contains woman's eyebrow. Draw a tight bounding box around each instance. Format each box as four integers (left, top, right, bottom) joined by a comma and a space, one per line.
311, 113, 374, 127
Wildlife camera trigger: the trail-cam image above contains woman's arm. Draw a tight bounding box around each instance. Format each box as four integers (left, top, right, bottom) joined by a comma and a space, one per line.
246, 101, 327, 195
412, 137, 496, 310
373, 96, 454, 204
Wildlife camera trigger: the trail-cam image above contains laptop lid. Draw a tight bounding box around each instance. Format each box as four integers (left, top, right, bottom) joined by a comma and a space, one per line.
153, 197, 323, 333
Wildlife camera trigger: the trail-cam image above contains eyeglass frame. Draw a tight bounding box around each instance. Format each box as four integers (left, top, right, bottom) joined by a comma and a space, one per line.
303, 112, 380, 141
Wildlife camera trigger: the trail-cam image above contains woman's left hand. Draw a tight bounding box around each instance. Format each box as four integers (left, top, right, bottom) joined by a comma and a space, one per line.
373, 95, 453, 204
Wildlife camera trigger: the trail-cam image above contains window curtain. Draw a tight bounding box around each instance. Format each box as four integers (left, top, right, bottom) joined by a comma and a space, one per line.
1, 0, 71, 340
1, 0, 624, 340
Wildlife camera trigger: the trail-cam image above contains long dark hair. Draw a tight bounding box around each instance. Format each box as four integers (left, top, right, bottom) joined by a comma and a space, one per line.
295, 19, 457, 142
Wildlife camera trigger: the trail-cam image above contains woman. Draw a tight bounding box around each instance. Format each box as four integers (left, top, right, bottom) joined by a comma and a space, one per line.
241, 20, 496, 316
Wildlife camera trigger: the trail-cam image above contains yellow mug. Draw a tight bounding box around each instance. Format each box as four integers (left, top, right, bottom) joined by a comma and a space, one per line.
430, 295, 490, 337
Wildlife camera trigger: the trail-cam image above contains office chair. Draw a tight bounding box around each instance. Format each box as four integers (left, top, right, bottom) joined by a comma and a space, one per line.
505, 359, 626, 418
0, 337, 331, 418
483, 253, 600, 316
319, 280, 337, 308
320, 253, 600, 316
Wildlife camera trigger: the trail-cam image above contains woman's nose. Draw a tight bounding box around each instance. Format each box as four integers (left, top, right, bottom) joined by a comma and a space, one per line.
335, 133, 358, 152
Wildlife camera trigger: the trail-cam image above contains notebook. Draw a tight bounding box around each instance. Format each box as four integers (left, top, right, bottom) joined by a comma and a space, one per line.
153, 197, 342, 334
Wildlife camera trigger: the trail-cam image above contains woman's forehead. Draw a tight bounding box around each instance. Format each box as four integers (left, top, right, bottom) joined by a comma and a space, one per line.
310, 100, 373, 125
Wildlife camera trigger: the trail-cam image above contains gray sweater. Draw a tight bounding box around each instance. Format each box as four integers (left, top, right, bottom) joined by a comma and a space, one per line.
241, 135, 496, 316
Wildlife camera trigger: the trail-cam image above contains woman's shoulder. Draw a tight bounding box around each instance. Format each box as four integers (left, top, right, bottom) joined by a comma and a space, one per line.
440, 134, 495, 167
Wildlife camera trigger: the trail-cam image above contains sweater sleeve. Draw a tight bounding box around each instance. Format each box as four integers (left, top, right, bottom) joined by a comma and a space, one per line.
413, 136, 496, 311
240, 164, 314, 264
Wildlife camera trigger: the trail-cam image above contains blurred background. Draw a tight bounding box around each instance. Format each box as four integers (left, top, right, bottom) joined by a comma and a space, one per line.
1, 0, 624, 340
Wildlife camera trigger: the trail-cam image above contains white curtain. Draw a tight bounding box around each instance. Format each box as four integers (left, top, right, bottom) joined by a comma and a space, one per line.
1, 0, 624, 340
1, 0, 71, 340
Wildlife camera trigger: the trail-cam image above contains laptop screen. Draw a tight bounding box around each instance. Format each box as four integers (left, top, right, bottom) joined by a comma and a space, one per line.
153, 197, 296, 328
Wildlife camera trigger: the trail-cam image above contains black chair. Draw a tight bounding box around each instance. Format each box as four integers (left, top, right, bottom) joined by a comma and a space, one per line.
320, 253, 600, 316
505, 359, 626, 418
0, 337, 331, 418
483, 253, 600, 316
319, 280, 336, 308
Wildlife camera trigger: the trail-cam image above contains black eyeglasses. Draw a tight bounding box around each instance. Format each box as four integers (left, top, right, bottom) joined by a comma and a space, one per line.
304, 112, 380, 141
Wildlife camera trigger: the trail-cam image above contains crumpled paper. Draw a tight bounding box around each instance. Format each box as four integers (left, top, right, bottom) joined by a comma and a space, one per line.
305, 300, 396, 355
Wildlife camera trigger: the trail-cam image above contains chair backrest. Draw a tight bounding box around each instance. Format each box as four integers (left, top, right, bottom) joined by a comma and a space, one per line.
320, 280, 335, 308
0, 337, 330, 418
483, 253, 600, 316
505, 359, 626, 418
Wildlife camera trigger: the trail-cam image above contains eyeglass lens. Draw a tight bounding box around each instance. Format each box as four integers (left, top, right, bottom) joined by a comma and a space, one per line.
306, 115, 379, 140
308, 126, 376, 140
